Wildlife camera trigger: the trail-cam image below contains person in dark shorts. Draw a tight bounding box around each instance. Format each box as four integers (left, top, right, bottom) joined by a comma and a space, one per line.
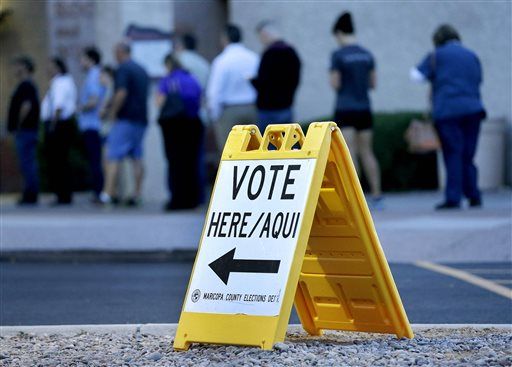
7, 56, 41, 205
330, 12, 382, 208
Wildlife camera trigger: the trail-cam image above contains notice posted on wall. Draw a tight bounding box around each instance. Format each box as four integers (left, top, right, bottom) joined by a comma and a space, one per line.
184, 159, 316, 316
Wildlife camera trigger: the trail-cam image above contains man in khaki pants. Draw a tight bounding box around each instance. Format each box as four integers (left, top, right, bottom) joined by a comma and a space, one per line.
207, 24, 259, 151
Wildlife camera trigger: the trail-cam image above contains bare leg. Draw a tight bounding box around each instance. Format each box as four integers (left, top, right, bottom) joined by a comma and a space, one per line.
341, 127, 359, 173
357, 130, 381, 197
104, 161, 120, 198
132, 159, 144, 199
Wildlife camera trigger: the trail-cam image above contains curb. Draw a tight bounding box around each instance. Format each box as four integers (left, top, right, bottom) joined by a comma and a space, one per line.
0, 249, 197, 263
2, 323, 510, 337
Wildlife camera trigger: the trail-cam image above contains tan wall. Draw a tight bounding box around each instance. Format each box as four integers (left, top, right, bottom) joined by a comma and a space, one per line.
230, 1, 512, 122
174, 0, 227, 61
0, 0, 49, 130
0, 0, 49, 192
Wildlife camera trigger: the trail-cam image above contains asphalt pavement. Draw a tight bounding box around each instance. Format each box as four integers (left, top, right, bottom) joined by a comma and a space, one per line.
1, 190, 510, 327
1, 261, 511, 326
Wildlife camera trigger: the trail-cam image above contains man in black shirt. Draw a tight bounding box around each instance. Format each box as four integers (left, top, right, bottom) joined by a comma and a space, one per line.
7, 56, 41, 204
252, 21, 301, 133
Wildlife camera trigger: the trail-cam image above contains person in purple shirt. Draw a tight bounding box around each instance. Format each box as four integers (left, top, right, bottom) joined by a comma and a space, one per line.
156, 53, 204, 211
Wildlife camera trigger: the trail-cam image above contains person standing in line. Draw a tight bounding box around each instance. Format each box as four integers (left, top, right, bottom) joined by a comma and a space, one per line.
100, 42, 149, 207
173, 33, 210, 90
79, 47, 105, 203
207, 24, 259, 149
330, 12, 383, 208
411, 25, 486, 210
7, 56, 41, 205
41, 57, 78, 205
156, 54, 204, 211
98, 65, 115, 139
173, 33, 210, 203
252, 20, 301, 132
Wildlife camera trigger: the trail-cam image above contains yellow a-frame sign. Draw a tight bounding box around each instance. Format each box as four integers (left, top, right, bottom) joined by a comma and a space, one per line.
174, 122, 413, 351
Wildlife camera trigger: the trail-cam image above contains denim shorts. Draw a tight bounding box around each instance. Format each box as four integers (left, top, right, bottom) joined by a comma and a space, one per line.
107, 120, 146, 160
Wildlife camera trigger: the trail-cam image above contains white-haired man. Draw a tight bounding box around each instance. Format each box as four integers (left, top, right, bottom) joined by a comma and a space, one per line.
251, 20, 301, 132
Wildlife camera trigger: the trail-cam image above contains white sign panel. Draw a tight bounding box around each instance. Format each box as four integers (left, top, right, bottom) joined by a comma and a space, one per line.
184, 158, 316, 316
131, 40, 172, 78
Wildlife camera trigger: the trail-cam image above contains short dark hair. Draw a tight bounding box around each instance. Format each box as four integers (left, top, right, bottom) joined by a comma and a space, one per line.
163, 53, 183, 71
332, 12, 355, 35
84, 46, 101, 65
117, 42, 131, 55
225, 24, 242, 43
433, 24, 461, 47
181, 34, 197, 50
52, 57, 68, 74
14, 56, 35, 73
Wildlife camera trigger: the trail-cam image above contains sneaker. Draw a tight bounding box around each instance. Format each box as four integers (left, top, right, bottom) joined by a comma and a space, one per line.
49, 199, 72, 206
163, 201, 173, 212
125, 197, 141, 207
17, 197, 38, 206
90, 194, 103, 205
99, 192, 112, 204
435, 201, 460, 210
469, 198, 482, 208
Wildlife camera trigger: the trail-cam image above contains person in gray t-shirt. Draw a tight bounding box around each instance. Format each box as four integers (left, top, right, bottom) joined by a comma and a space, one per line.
330, 12, 383, 208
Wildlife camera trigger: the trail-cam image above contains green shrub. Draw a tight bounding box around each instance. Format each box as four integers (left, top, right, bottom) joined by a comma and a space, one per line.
303, 112, 439, 192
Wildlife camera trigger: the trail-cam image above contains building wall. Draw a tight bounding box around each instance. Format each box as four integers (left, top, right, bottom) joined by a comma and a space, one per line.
0, 0, 50, 191
0, 0, 50, 130
174, 0, 228, 61
230, 1, 512, 122
46, 0, 96, 86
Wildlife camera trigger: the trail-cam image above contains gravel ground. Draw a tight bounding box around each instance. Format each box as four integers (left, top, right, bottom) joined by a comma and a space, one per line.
1, 327, 511, 366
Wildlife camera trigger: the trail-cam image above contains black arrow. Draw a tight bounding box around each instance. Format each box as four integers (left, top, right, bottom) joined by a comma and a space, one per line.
208, 248, 281, 285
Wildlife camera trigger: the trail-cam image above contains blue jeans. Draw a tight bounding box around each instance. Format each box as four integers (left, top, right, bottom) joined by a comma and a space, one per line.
257, 108, 293, 132
435, 113, 483, 204
82, 129, 104, 196
15, 130, 39, 199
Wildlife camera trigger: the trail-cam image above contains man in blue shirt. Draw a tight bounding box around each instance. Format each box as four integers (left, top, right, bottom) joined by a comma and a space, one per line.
412, 24, 486, 209
79, 47, 105, 203
101, 42, 149, 206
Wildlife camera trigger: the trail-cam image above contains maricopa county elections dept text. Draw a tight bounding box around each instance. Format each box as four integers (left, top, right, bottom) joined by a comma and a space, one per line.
184, 159, 316, 316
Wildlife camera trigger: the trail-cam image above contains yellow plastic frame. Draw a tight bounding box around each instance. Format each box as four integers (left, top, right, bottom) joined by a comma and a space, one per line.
173, 122, 413, 351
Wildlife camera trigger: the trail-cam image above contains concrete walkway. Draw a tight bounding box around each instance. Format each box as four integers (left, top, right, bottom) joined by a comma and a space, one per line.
1, 190, 511, 263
